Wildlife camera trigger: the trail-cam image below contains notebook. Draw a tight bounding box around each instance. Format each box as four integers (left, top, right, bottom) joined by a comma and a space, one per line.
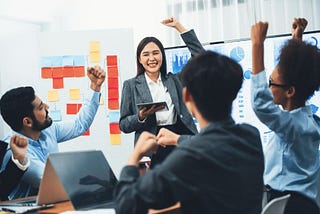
0, 150, 118, 212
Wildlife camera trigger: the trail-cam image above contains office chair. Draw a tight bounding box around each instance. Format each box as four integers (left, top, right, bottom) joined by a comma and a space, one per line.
261, 194, 290, 214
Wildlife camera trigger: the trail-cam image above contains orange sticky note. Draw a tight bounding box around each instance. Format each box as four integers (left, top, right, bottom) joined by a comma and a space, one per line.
63, 67, 74, 77
52, 67, 64, 78
108, 99, 119, 110
106, 55, 118, 66
74, 66, 85, 77
108, 77, 118, 89
77, 104, 82, 112
41, 68, 52, 78
110, 134, 121, 145
66, 104, 78, 114
109, 122, 121, 134
82, 128, 90, 136
107, 66, 118, 77
53, 78, 64, 89
108, 89, 119, 99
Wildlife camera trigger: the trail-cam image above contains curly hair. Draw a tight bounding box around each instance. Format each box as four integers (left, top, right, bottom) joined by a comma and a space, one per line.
278, 39, 320, 101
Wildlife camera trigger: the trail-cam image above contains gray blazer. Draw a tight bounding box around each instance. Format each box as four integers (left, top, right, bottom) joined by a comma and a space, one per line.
119, 30, 205, 143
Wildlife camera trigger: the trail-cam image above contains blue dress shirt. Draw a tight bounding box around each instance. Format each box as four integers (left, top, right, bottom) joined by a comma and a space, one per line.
1, 89, 100, 199
251, 70, 320, 202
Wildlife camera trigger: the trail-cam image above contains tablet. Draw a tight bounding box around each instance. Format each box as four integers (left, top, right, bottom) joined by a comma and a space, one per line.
137, 101, 168, 112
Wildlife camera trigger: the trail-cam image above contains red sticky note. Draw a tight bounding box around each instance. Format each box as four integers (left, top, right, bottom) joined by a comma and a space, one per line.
106, 55, 118, 66
74, 66, 85, 77
82, 128, 90, 136
108, 89, 119, 99
66, 104, 78, 114
41, 68, 52, 78
52, 67, 64, 78
109, 123, 121, 134
77, 104, 82, 112
63, 67, 74, 77
108, 77, 118, 89
107, 66, 118, 77
53, 78, 64, 89
108, 99, 119, 110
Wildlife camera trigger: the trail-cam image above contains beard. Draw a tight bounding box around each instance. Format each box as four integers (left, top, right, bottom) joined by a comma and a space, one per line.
31, 111, 53, 131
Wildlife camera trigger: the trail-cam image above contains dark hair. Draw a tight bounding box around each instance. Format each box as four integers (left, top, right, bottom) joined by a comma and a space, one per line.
136, 37, 167, 77
278, 39, 320, 101
181, 51, 243, 121
0, 86, 36, 132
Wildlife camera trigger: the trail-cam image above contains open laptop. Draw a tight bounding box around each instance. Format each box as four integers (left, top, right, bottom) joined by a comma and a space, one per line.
1, 150, 118, 211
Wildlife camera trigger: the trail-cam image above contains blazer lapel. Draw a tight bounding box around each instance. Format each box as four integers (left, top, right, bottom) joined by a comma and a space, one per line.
135, 74, 153, 103
163, 75, 180, 112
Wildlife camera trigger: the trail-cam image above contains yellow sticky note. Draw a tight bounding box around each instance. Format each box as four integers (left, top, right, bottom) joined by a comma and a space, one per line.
90, 51, 100, 63
99, 95, 104, 105
110, 134, 121, 145
89, 41, 100, 51
69, 88, 81, 100
48, 90, 59, 102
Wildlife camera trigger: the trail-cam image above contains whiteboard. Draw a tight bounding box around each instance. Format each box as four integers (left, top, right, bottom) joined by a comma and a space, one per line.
37, 29, 135, 178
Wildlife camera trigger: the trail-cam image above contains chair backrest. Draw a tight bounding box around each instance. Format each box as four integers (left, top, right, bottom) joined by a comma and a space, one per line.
261, 194, 290, 214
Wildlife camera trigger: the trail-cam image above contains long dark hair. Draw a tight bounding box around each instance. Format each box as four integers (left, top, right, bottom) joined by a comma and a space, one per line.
136, 37, 167, 77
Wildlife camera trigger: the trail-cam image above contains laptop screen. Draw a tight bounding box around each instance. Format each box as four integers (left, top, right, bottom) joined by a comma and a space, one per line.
47, 150, 118, 210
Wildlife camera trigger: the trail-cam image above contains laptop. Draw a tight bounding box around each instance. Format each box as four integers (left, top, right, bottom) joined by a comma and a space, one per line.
0, 150, 118, 211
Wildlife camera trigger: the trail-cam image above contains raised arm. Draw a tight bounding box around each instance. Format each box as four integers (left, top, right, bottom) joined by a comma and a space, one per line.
251, 22, 268, 75
161, 17, 205, 57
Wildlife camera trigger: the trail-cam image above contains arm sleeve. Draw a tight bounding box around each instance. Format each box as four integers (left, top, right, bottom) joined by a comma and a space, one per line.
0, 156, 25, 200
54, 89, 100, 142
180, 29, 205, 57
119, 80, 145, 133
251, 70, 304, 140
114, 148, 198, 214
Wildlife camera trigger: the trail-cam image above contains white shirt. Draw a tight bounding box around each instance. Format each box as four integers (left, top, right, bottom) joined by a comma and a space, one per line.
144, 73, 176, 126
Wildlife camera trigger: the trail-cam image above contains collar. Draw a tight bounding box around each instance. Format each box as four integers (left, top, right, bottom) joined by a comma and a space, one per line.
144, 72, 162, 85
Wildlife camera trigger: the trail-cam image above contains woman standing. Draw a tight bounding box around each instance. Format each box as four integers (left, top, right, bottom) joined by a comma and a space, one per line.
120, 18, 204, 168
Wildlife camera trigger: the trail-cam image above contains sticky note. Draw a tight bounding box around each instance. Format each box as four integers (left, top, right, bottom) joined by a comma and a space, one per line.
62, 56, 74, 66
109, 122, 121, 134
77, 104, 82, 112
109, 111, 120, 123
74, 66, 85, 77
108, 99, 119, 110
108, 89, 119, 99
53, 78, 64, 89
73, 55, 85, 66
107, 66, 118, 77
66, 104, 78, 114
41, 57, 52, 67
108, 77, 118, 89
99, 95, 104, 105
41, 68, 52, 78
89, 41, 100, 51
63, 67, 74, 77
82, 128, 90, 136
110, 134, 121, 145
106, 55, 118, 66
69, 88, 81, 100
90, 51, 100, 63
51, 56, 63, 66
52, 67, 64, 78
49, 110, 62, 121
48, 90, 59, 102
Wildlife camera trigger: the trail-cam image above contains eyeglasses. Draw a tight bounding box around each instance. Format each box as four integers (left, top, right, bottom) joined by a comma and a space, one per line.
268, 77, 289, 88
